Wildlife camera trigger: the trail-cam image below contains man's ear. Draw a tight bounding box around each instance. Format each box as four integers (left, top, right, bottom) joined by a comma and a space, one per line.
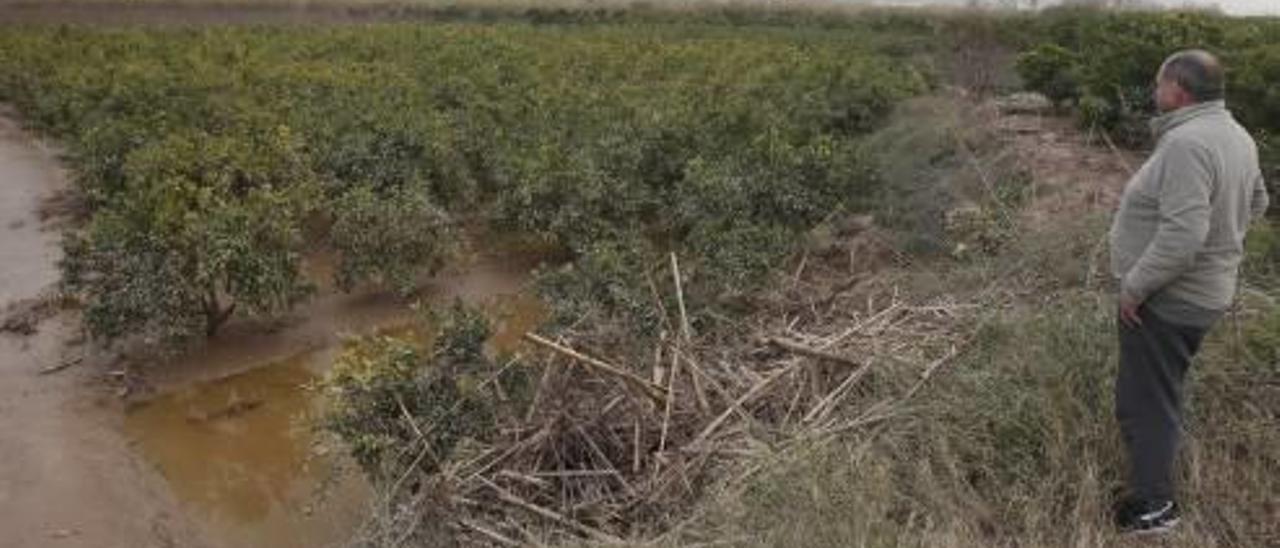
1176, 83, 1196, 107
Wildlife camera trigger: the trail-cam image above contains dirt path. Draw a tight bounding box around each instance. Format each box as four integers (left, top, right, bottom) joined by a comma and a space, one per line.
0, 115, 213, 547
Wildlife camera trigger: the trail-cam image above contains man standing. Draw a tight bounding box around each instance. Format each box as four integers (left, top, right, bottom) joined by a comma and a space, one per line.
1109, 49, 1270, 533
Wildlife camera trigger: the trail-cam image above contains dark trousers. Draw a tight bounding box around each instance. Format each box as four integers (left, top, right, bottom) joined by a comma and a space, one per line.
1115, 306, 1210, 502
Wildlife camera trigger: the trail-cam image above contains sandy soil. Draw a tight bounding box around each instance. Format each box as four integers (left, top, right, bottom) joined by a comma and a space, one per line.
0, 113, 213, 548
997, 110, 1139, 226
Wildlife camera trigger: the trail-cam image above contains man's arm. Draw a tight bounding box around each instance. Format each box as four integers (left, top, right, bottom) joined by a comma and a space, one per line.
1121, 139, 1214, 305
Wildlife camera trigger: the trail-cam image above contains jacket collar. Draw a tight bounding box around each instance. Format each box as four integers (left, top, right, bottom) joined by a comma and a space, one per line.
1150, 100, 1227, 140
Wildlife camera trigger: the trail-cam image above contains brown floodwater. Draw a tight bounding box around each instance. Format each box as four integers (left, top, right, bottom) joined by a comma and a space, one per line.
124, 350, 363, 548
123, 246, 550, 548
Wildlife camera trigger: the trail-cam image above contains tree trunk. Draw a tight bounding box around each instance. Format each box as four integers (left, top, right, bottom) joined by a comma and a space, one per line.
204, 287, 236, 336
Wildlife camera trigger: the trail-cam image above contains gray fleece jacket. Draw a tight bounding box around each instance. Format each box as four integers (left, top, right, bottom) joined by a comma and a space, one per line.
1109, 100, 1270, 327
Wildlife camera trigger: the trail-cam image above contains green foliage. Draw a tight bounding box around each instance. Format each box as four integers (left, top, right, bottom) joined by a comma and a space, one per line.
318, 334, 424, 477
330, 186, 454, 296
858, 96, 1031, 258
1244, 305, 1280, 366
1013, 12, 1280, 223
1229, 43, 1280, 183
859, 97, 966, 255
1016, 11, 1280, 159
1015, 43, 1081, 104
535, 233, 668, 337
60, 125, 317, 345
0, 22, 932, 348
1244, 219, 1280, 290
318, 304, 517, 481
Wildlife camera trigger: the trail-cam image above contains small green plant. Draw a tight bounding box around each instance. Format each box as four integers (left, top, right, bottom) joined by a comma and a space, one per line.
318, 304, 521, 481
1016, 43, 1081, 105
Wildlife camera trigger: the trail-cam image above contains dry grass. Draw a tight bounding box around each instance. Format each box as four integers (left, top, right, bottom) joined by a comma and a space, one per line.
660, 284, 1280, 548
330, 82, 1278, 548
635, 98, 1280, 548
330, 93, 1040, 543
344, 228, 1005, 546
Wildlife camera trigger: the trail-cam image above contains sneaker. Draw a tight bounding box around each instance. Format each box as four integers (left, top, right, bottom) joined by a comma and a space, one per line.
1113, 497, 1180, 534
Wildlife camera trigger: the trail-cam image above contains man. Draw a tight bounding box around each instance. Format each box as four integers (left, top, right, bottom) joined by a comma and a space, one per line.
1109, 49, 1270, 534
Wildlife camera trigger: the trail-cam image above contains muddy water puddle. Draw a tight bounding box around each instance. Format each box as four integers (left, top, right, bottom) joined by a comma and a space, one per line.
124, 254, 548, 548
124, 349, 363, 548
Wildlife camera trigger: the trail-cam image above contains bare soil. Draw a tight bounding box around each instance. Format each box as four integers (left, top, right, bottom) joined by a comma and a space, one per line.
0, 112, 212, 548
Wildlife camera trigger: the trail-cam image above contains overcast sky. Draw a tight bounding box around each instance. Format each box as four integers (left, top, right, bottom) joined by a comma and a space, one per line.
1213, 0, 1278, 15
1138, 0, 1278, 15
873, 0, 1279, 16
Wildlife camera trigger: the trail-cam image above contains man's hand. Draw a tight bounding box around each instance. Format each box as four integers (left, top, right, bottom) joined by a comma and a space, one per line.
1119, 293, 1143, 328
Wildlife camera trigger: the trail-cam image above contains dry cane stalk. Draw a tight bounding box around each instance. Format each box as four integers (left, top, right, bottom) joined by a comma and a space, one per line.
524, 332, 667, 405
671, 252, 693, 343
676, 348, 711, 415
691, 365, 794, 447
802, 357, 877, 424
572, 424, 637, 498
481, 478, 623, 544
632, 418, 642, 475
456, 518, 521, 547
821, 301, 903, 349
658, 347, 681, 458
763, 336, 863, 369
681, 352, 756, 428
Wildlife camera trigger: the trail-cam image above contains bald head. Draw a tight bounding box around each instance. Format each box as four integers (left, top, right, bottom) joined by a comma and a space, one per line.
1158, 49, 1225, 104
